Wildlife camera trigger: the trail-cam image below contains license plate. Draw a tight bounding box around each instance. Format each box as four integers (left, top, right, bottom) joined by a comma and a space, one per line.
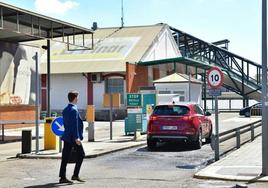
162, 126, 177, 130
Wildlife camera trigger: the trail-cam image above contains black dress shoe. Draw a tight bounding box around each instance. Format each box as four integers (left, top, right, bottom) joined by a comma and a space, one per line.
59, 178, 73, 184
71, 176, 86, 182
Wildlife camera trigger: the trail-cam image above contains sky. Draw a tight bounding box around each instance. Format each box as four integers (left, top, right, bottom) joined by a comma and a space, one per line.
2, 0, 262, 63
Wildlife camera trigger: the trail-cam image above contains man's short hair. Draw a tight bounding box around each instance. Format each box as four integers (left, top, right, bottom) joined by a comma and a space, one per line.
68, 90, 79, 102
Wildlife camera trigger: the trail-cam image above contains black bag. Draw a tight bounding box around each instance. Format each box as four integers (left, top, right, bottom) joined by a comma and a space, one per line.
68, 146, 78, 163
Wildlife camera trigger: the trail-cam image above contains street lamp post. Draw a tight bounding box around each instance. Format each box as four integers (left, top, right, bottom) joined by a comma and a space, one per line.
262, 0, 268, 176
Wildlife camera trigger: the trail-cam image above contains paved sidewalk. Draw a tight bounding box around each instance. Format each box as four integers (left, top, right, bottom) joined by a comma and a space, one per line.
0, 121, 147, 161
18, 135, 146, 159
195, 136, 268, 182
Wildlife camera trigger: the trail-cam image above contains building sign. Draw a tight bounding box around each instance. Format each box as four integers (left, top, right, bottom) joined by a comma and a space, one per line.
0, 41, 39, 105
127, 108, 143, 113
41, 37, 140, 63
127, 93, 142, 107
209, 89, 222, 96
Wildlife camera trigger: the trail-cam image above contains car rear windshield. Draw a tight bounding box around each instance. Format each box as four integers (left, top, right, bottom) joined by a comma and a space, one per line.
153, 105, 190, 116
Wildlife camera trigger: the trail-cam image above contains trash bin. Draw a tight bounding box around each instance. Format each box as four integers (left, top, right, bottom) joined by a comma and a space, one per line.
40, 111, 47, 120
51, 112, 57, 117
88, 122, 95, 142
21, 130, 32, 154
44, 117, 60, 150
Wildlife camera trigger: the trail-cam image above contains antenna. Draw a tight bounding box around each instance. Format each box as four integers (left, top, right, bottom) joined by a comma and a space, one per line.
121, 0, 124, 27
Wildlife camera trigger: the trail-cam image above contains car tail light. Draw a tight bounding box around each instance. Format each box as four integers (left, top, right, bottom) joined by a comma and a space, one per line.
148, 115, 159, 132
149, 115, 158, 121
181, 116, 193, 121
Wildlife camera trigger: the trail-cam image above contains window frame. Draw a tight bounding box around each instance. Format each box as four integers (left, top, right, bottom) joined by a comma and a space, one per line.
105, 77, 125, 104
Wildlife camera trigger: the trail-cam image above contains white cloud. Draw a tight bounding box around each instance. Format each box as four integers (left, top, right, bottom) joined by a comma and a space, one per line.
35, 0, 79, 15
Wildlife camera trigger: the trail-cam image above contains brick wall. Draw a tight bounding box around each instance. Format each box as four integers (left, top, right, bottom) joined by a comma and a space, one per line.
153, 67, 160, 80
0, 105, 36, 129
126, 63, 149, 93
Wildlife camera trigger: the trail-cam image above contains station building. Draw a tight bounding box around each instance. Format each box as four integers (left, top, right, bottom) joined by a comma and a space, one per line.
39, 24, 186, 119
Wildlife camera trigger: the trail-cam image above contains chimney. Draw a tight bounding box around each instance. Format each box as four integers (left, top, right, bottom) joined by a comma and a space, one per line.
92, 22, 98, 31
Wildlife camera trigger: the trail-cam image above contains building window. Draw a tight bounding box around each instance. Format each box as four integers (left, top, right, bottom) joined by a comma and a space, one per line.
159, 90, 171, 94
173, 91, 185, 95
180, 96, 185, 102
105, 78, 124, 104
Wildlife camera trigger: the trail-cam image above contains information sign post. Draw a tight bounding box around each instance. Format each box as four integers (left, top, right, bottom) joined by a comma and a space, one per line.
127, 93, 142, 140
51, 117, 64, 152
207, 67, 224, 161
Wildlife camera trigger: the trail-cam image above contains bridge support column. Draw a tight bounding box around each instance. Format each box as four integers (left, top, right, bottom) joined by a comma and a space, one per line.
243, 97, 249, 108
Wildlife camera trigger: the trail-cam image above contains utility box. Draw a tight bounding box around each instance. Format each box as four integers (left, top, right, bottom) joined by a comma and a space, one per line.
125, 108, 147, 135
44, 117, 60, 150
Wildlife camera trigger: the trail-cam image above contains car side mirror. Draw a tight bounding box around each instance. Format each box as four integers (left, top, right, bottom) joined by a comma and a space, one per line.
205, 111, 211, 116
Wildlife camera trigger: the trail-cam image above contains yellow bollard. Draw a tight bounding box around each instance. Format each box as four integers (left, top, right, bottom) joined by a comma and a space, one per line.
86, 105, 95, 122
86, 105, 95, 141
44, 117, 60, 150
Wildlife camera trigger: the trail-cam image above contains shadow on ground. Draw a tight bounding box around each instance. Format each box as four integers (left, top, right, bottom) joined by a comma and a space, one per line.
137, 141, 209, 152
24, 182, 65, 188
24, 182, 84, 188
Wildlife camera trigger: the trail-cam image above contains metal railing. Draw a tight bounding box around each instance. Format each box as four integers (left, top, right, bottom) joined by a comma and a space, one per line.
249, 107, 262, 117
0, 120, 44, 142
217, 120, 262, 155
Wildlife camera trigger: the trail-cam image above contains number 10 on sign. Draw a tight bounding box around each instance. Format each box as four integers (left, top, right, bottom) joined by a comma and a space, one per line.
207, 67, 224, 89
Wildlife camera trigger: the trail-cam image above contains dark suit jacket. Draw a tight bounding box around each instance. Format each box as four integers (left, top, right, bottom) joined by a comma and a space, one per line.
61, 103, 83, 143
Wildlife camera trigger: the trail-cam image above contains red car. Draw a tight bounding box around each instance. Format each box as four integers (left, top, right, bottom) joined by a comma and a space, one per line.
147, 103, 212, 150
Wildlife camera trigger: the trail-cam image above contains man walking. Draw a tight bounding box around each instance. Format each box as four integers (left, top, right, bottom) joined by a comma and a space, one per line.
59, 90, 85, 184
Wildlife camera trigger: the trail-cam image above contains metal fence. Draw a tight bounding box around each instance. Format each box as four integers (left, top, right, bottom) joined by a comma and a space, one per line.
217, 119, 262, 156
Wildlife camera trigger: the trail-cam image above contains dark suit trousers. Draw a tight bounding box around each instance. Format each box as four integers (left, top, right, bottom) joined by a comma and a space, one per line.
59, 141, 85, 178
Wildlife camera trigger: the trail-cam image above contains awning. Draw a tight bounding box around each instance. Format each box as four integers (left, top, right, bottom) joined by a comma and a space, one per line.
0, 2, 93, 49
137, 56, 214, 70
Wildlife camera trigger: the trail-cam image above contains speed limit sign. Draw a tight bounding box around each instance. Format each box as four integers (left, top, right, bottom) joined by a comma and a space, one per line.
207, 67, 224, 89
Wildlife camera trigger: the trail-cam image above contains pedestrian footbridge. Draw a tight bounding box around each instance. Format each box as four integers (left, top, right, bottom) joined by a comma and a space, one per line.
138, 26, 262, 105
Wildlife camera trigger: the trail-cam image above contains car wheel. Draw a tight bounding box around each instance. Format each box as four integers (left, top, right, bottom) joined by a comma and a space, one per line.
245, 111, 250, 117
192, 129, 202, 149
147, 139, 157, 150
205, 125, 212, 144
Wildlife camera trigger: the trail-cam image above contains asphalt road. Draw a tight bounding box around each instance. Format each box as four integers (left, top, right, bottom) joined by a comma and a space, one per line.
0, 142, 219, 188
0, 143, 267, 188
0, 113, 264, 188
